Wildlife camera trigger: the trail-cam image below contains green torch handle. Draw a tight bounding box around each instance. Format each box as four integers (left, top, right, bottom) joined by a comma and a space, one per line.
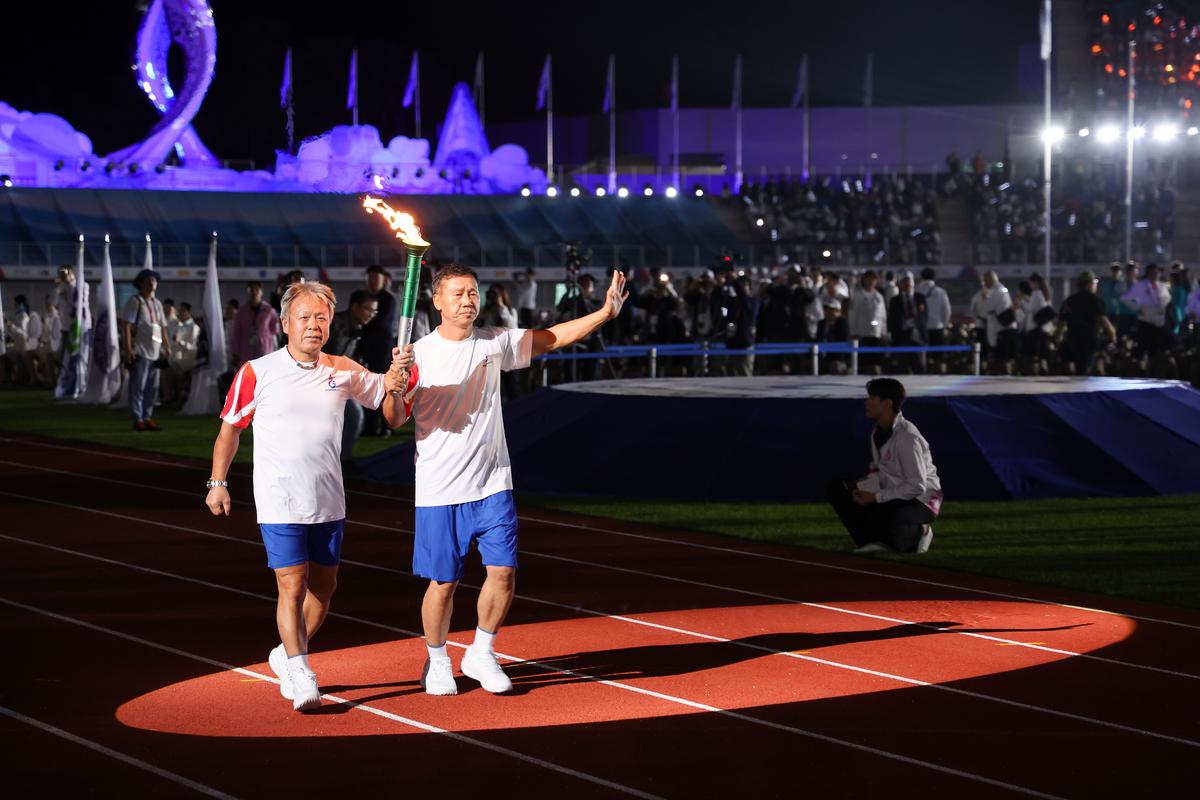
396, 242, 430, 350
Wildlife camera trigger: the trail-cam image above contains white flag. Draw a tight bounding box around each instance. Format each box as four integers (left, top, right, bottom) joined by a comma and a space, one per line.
402, 51, 419, 109
81, 235, 121, 404
536, 54, 552, 111
602, 55, 615, 113
280, 47, 293, 109
181, 235, 227, 416
792, 56, 808, 108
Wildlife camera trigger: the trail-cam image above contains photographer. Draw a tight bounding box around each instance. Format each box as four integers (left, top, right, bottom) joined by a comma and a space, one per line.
120, 268, 171, 431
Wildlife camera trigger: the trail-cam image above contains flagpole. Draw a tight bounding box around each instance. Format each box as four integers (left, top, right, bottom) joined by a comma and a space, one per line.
350, 49, 359, 127
546, 54, 554, 183
474, 52, 485, 130
1125, 38, 1135, 264
282, 46, 294, 154
802, 56, 810, 182
608, 55, 617, 193
1042, 0, 1053, 287
865, 53, 873, 188
672, 55, 680, 190
734, 55, 743, 193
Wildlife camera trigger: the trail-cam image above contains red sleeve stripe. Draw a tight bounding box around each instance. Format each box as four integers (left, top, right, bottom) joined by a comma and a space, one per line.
220, 363, 258, 428
403, 362, 419, 418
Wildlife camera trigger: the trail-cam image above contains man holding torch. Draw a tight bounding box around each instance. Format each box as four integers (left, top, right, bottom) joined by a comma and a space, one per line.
364, 195, 627, 696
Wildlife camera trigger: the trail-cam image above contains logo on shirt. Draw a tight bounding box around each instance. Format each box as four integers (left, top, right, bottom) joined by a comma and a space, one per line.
326, 378, 338, 391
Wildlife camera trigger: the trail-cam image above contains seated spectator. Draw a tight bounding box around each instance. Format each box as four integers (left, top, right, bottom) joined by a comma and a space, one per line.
827, 378, 942, 554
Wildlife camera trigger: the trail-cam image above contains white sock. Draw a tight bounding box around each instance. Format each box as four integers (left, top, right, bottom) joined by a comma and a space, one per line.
427, 642, 449, 660
287, 653, 311, 671
473, 627, 496, 653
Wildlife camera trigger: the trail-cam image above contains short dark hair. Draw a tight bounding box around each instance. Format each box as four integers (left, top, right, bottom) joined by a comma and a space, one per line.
365, 263, 389, 276
432, 263, 479, 294
179, 302, 192, 312
920, 267, 936, 281
348, 289, 373, 307
246, 280, 262, 289
866, 378, 906, 413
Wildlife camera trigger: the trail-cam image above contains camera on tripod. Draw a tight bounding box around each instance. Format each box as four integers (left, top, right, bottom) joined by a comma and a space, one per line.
563, 241, 589, 276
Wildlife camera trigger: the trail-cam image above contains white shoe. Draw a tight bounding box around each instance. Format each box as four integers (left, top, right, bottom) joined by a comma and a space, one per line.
853, 541, 893, 554
421, 657, 458, 696
268, 644, 294, 700
916, 524, 934, 554
461, 647, 513, 694
288, 662, 321, 712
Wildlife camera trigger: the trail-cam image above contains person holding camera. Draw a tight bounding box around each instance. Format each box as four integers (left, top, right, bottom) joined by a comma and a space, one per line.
120, 268, 171, 431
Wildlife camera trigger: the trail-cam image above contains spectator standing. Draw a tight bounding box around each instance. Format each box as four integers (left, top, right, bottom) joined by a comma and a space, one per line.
324, 289, 379, 465
887, 271, 924, 374
231, 282, 281, 368
1122, 263, 1172, 360
848, 270, 888, 374
120, 268, 171, 431
1057, 271, 1115, 376
917, 267, 951, 372
978, 271, 1018, 374
512, 268, 538, 329
361, 264, 397, 435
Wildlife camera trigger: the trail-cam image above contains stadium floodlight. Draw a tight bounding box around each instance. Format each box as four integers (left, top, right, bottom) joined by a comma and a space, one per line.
1078, 127, 1091, 137
694, 187, 705, 197
1040, 126, 1065, 144
755, 217, 765, 227
665, 186, 678, 198
0, 175, 12, 188
1096, 125, 1121, 143
1189, 127, 1200, 136
617, 187, 630, 198
520, 186, 531, 197
569, 187, 581, 197
595, 186, 607, 197
1152, 123, 1178, 142
643, 186, 654, 196
546, 186, 559, 197
821, 249, 832, 258
1131, 125, 1146, 140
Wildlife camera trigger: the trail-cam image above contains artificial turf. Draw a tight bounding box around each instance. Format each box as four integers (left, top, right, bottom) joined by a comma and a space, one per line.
3, 385, 1197, 610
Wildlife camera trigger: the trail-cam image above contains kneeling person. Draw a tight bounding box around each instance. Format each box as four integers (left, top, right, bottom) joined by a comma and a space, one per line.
828, 378, 943, 554
205, 281, 405, 711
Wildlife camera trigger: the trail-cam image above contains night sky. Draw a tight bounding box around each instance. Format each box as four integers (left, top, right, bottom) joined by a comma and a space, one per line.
1, 0, 1040, 168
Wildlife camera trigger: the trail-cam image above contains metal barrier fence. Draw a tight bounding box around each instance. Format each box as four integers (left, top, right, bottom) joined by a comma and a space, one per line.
532, 341, 980, 385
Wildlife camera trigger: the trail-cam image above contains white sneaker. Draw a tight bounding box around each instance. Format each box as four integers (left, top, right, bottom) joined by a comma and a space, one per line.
288, 662, 321, 712
853, 541, 893, 554
421, 657, 458, 696
461, 647, 513, 694
268, 644, 294, 700
916, 524, 934, 554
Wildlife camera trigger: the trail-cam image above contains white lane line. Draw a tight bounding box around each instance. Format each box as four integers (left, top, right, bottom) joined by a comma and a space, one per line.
2, 466, 1193, 680
0, 597, 663, 800
0, 593, 1065, 800
3, 441, 1197, 633
0, 704, 239, 799
3, 530, 1197, 751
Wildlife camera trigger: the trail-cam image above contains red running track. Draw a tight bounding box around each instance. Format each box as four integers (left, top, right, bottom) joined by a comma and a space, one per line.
0, 432, 1197, 798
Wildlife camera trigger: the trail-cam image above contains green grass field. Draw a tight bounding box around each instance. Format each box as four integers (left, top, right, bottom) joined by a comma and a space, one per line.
3, 386, 1197, 610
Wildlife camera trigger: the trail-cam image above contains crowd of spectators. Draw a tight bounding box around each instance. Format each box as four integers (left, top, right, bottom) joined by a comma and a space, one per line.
1089, 2, 1200, 116
733, 174, 943, 267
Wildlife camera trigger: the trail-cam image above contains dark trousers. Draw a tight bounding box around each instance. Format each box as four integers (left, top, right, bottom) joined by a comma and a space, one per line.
1135, 321, 1165, 358
827, 480, 935, 552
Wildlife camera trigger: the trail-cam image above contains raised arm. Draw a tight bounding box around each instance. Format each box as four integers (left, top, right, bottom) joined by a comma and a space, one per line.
531, 270, 628, 357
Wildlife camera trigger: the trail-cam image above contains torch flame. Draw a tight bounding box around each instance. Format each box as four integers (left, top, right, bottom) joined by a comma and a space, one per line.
362, 196, 429, 247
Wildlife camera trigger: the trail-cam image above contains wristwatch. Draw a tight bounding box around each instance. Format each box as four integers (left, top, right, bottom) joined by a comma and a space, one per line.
206, 479, 229, 489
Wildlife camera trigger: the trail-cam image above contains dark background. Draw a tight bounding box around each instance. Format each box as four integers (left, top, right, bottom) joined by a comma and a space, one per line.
0, 0, 1039, 167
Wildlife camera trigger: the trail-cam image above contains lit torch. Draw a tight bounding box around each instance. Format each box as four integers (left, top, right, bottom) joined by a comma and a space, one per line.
362, 195, 431, 353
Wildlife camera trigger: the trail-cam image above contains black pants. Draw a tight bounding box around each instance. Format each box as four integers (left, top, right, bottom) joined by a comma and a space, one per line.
1135, 321, 1165, 358
827, 480, 935, 552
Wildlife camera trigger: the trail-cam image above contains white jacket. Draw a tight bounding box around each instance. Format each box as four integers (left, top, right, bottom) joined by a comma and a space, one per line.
979, 283, 1016, 347
1121, 279, 1171, 327
917, 280, 951, 330
848, 287, 888, 340
1023, 289, 1054, 333
857, 411, 944, 514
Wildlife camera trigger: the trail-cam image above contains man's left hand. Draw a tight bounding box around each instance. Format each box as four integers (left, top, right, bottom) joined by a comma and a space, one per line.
603, 270, 629, 320
384, 365, 409, 395
852, 489, 877, 506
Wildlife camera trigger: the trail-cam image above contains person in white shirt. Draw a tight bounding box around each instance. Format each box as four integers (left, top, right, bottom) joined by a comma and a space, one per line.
205, 281, 406, 712
1121, 262, 1172, 359
512, 267, 538, 328
828, 378, 943, 554
120, 269, 172, 431
390, 263, 627, 697
1023, 273, 1054, 374
978, 271, 1017, 373
2, 294, 32, 384
917, 268, 952, 372
848, 271, 888, 374
36, 294, 62, 387
170, 301, 200, 403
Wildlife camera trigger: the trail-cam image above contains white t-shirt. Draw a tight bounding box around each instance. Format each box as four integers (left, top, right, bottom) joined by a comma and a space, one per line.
220, 347, 386, 524
120, 295, 166, 360
407, 326, 533, 507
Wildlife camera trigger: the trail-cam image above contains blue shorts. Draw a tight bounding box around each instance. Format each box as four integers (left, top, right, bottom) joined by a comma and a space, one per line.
259, 520, 345, 570
413, 491, 518, 583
